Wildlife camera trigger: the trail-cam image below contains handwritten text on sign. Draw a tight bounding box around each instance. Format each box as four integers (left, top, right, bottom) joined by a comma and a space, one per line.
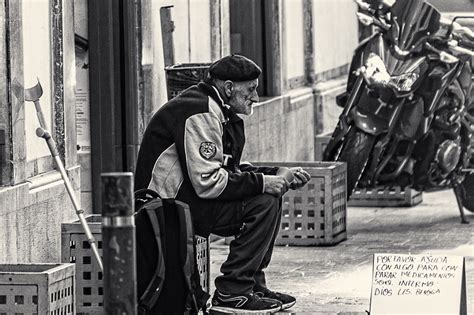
370, 253, 464, 314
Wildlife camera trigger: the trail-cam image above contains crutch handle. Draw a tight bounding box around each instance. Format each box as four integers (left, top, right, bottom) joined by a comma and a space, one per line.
36, 127, 59, 157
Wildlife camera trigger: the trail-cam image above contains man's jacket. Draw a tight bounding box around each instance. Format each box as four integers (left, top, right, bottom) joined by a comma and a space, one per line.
135, 81, 277, 233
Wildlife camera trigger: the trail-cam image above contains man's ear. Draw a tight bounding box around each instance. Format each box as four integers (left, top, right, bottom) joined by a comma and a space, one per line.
224, 80, 234, 98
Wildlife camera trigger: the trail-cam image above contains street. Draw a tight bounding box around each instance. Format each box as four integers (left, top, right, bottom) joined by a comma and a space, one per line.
210, 189, 474, 314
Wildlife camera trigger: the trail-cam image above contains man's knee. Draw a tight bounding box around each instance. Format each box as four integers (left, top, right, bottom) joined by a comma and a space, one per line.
260, 193, 280, 208
245, 194, 280, 217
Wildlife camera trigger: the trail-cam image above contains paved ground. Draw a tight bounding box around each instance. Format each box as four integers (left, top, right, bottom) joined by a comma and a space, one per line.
209, 189, 474, 314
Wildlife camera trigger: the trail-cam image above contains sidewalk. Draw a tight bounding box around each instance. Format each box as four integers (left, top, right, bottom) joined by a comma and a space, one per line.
209, 189, 474, 314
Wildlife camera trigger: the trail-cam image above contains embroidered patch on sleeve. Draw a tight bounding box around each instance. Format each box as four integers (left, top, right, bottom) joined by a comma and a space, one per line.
199, 142, 217, 159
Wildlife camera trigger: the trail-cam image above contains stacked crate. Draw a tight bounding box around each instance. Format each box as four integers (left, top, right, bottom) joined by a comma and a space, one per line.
61, 215, 102, 314
61, 215, 210, 314
349, 186, 422, 207
315, 132, 423, 207
195, 236, 211, 292
0, 263, 75, 314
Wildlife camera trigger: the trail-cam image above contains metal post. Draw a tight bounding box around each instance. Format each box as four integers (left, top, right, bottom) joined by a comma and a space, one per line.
101, 172, 137, 314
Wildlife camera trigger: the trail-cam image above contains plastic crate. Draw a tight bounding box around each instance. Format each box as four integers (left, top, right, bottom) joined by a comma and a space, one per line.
61, 215, 211, 314
314, 132, 423, 207
195, 236, 211, 292
348, 186, 423, 207
0, 263, 75, 314
61, 215, 102, 315
254, 161, 347, 246
165, 63, 210, 100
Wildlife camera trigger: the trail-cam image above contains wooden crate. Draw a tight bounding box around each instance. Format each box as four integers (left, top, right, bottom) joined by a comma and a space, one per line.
254, 161, 347, 246
165, 63, 210, 100
62, 215, 210, 314
0, 263, 75, 314
314, 132, 423, 207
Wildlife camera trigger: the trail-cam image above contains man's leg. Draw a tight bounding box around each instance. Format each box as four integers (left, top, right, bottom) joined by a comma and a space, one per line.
212, 193, 280, 294
251, 198, 297, 310
253, 198, 282, 289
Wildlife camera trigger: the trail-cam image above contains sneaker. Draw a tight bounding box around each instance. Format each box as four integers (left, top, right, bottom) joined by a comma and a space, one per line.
254, 286, 296, 310
211, 290, 282, 313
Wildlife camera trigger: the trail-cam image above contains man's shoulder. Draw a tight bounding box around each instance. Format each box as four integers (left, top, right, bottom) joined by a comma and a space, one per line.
164, 85, 212, 115
157, 85, 227, 127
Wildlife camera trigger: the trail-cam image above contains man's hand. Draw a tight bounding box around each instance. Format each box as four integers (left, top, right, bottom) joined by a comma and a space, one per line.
289, 167, 311, 189
263, 175, 289, 197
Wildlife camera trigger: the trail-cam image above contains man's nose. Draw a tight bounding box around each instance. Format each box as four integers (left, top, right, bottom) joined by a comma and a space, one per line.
250, 92, 259, 103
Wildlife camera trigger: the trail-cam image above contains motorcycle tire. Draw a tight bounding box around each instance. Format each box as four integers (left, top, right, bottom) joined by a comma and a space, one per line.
460, 173, 474, 212
338, 129, 376, 198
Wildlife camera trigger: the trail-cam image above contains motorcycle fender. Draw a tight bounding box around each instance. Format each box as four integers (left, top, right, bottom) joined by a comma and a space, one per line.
396, 98, 424, 139
349, 107, 388, 136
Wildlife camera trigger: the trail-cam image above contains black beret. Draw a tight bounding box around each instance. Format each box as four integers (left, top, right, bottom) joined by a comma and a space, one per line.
209, 54, 262, 81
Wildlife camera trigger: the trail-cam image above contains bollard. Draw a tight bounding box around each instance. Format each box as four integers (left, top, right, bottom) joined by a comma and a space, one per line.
101, 172, 137, 314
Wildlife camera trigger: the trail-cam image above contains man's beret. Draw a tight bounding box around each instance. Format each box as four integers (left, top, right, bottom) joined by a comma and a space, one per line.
209, 54, 262, 81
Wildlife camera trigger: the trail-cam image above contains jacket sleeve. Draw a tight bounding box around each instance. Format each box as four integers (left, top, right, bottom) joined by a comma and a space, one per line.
239, 162, 279, 175
182, 112, 264, 200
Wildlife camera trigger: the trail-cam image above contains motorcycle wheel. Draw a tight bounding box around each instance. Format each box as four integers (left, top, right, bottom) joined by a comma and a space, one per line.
338, 129, 376, 198
460, 173, 474, 212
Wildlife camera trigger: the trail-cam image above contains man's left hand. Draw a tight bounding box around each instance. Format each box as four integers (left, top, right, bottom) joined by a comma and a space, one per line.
289, 167, 311, 189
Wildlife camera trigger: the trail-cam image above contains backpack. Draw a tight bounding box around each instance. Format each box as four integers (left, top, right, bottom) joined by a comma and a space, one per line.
134, 189, 210, 314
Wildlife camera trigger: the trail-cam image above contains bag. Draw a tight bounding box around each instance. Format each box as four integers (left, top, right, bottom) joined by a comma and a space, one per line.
134, 189, 210, 314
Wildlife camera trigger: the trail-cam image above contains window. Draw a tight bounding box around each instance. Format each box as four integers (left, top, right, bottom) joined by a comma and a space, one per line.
0, 0, 70, 186
22, 0, 55, 177
229, 0, 307, 96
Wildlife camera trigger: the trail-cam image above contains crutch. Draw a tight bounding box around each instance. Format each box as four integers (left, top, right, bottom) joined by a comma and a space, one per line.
24, 79, 104, 272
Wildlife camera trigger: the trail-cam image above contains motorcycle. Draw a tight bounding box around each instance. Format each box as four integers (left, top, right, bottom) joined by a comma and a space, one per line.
323, 0, 474, 223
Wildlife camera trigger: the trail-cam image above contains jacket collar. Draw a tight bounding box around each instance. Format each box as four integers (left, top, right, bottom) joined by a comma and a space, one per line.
198, 81, 242, 123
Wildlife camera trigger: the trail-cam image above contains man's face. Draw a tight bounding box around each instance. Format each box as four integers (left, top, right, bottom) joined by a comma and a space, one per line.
227, 79, 259, 115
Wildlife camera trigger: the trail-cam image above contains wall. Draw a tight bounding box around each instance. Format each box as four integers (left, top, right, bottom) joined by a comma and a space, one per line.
0, 168, 79, 263
242, 87, 315, 162
143, 0, 229, 131
314, 78, 346, 134
74, 0, 92, 213
188, 0, 212, 62
428, 0, 474, 12
218, 1, 356, 162
242, 78, 346, 163
284, 0, 305, 88
310, 0, 356, 141
0, 0, 79, 263
153, 0, 213, 77
312, 0, 358, 79
23, 0, 53, 163
0, 0, 360, 264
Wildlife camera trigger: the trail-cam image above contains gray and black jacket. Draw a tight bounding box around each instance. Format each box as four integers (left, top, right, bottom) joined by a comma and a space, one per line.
135, 81, 277, 234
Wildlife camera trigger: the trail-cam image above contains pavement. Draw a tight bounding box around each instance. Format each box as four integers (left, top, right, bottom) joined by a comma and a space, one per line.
208, 189, 474, 314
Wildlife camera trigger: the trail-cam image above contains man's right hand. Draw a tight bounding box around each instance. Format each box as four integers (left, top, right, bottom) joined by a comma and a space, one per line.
263, 175, 289, 197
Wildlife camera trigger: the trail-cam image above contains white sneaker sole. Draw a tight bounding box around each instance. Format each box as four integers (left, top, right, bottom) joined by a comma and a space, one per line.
211, 305, 282, 314
281, 300, 296, 310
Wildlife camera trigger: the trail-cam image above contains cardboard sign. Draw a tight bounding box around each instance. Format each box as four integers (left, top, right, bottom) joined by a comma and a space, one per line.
370, 253, 467, 315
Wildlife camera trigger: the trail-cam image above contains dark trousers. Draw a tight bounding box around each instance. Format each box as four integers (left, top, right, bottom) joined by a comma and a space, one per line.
210, 194, 282, 294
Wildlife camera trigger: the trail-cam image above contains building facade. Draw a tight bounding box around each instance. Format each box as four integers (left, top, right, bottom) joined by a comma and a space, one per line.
0, 0, 359, 263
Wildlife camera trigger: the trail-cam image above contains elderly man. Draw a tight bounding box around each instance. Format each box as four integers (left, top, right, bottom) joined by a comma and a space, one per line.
135, 54, 310, 313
